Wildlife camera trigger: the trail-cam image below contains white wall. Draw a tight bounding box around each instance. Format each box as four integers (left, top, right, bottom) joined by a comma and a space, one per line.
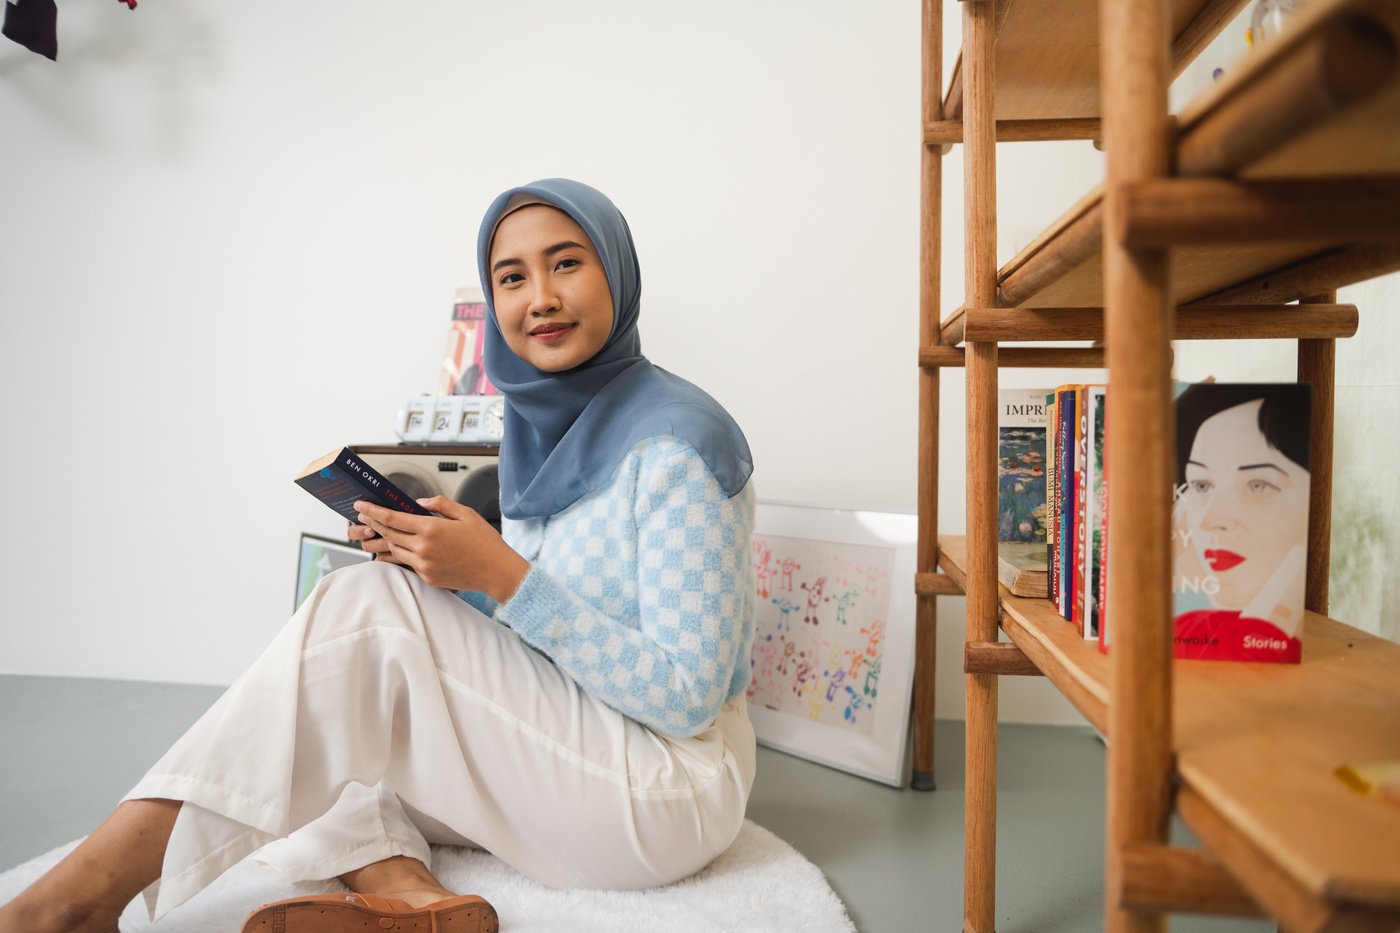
3, 3, 1389, 731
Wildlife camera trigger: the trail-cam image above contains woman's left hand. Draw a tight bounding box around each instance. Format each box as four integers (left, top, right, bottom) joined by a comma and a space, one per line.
353, 496, 529, 602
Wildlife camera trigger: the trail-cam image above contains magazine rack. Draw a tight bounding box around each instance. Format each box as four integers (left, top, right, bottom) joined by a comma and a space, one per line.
910, 0, 1400, 929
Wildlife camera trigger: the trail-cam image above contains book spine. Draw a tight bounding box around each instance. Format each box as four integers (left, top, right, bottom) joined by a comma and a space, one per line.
1056, 387, 1076, 620
1098, 396, 1110, 654
1083, 387, 1106, 639
296, 448, 433, 524
1046, 393, 1058, 607
1073, 385, 1089, 634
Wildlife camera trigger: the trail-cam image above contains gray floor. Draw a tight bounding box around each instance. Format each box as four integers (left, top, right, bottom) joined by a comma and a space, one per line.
0, 675, 1270, 932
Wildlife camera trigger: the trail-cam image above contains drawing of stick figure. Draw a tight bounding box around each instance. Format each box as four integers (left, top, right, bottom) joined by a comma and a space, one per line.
834, 587, 861, 625
753, 541, 775, 599
778, 557, 800, 593
863, 656, 882, 699
801, 576, 827, 625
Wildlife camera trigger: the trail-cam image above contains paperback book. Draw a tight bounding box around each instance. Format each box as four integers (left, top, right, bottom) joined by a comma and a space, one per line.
997, 389, 1050, 545
1082, 386, 1107, 639
296, 447, 433, 524
1055, 385, 1079, 622
1170, 383, 1311, 663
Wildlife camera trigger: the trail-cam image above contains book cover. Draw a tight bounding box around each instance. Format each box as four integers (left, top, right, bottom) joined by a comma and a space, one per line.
997, 389, 1050, 544
999, 541, 1049, 599
1046, 392, 1059, 609
438, 287, 499, 397
1083, 386, 1107, 639
1171, 383, 1311, 663
1056, 386, 1078, 622
295, 447, 433, 524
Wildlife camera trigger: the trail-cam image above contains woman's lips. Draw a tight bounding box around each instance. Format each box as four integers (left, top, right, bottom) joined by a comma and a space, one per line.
530, 323, 574, 341
1203, 548, 1246, 572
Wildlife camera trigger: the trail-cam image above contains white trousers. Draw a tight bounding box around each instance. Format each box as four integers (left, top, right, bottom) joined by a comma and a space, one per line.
122, 561, 756, 922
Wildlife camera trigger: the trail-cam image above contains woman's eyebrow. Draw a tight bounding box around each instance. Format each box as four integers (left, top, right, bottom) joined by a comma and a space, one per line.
491, 240, 588, 274
1238, 463, 1288, 474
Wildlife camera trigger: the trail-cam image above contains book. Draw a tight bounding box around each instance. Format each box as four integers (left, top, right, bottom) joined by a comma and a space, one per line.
438, 287, 499, 397
1046, 392, 1058, 609
998, 542, 1049, 599
1055, 385, 1079, 622
1072, 385, 1090, 633
1082, 386, 1107, 639
997, 389, 1050, 544
296, 447, 433, 524
1170, 383, 1311, 663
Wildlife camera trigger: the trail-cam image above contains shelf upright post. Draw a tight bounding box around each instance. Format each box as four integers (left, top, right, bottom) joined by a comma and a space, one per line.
1297, 291, 1337, 616
961, 0, 1000, 929
1100, 0, 1175, 930
913, 0, 945, 793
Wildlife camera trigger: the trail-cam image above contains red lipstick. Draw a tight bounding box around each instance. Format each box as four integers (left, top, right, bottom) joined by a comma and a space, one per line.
1203, 549, 1245, 572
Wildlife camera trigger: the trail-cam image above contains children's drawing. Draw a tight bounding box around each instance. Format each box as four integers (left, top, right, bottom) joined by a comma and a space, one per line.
747, 533, 895, 736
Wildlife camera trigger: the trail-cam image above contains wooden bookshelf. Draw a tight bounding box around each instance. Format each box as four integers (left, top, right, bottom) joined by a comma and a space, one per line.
913, 0, 1400, 928
941, 536, 1400, 920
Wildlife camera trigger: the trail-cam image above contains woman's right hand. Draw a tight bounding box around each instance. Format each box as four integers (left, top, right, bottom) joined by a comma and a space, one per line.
347, 522, 401, 564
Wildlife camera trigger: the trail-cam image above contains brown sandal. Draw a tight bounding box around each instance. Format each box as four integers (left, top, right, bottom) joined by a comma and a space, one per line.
240, 891, 498, 932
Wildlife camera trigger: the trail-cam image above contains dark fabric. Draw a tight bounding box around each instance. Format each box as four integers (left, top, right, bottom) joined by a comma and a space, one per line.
3, 0, 59, 60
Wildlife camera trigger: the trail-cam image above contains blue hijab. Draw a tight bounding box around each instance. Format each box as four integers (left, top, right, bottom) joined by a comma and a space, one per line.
477, 178, 753, 520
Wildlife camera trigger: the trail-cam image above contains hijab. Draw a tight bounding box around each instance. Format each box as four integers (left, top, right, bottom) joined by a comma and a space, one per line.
477, 178, 753, 520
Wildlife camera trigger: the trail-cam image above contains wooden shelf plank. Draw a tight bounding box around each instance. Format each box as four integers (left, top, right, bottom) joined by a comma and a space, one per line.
982, 0, 1400, 310
940, 534, 1400, 913
941, 0, 1249, 122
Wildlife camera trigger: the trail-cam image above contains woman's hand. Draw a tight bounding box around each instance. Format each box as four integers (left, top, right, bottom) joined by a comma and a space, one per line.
351, 497, 529, 602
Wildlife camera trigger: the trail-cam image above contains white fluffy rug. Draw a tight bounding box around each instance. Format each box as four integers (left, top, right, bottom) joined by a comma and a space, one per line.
0, 820, 853, 932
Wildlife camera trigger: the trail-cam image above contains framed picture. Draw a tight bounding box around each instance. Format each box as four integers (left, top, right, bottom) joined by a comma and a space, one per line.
747, 501, 918, 786
294, 533, 373, 611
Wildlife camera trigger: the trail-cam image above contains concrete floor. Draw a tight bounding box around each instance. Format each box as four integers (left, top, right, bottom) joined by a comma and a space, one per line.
0, 675, 1271, 932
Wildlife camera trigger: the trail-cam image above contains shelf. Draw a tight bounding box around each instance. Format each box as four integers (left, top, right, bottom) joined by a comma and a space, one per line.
939, 0, 1400, 316
941, 0, 1248, 123
939, 536, 1400, 917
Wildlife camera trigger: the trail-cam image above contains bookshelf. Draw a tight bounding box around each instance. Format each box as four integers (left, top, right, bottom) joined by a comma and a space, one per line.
912, 0, 1400, 929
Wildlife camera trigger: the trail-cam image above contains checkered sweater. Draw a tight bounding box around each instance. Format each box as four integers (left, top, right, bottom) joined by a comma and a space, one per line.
464, 438, 755, 738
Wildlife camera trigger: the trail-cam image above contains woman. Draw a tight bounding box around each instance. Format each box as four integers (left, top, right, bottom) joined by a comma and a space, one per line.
0, 179, 758, 933
1171, 382, 1310, 663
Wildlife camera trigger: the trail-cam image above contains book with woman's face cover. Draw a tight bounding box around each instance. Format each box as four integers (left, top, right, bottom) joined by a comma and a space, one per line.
1171, 383, 1311, 663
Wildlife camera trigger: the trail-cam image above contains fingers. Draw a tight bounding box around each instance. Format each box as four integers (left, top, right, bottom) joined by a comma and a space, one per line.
354, 500, 428, 535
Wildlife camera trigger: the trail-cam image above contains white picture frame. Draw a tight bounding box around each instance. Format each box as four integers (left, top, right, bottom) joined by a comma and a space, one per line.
747, 501, 918, 786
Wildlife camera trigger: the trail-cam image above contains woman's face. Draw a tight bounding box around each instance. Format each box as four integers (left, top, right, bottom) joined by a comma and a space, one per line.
1179, 399, 1309, 609
488, 205, 614, 372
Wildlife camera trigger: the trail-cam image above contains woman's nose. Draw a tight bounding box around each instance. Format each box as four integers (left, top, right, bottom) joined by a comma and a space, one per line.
527, 279, 560, 316
1201, 493, 1239, 530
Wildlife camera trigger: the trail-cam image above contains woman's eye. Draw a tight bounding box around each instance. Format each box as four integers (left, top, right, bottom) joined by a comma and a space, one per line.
1190, 479, 1213, 495
498, 272, 524, 286
556, 257, 580, 271
1245, 478, 1280, 495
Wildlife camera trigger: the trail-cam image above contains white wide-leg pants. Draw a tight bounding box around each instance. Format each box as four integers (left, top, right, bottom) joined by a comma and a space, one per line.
121, 561, 756, 922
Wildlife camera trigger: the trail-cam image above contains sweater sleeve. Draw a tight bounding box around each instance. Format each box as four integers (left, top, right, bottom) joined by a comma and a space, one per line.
493, 442, 754, 737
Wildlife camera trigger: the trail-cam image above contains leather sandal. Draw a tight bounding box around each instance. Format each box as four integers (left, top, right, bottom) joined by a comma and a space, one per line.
240, 891, 498, 932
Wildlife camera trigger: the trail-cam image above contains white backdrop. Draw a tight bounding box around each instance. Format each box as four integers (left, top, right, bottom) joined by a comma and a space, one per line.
2, 2, 1393, 727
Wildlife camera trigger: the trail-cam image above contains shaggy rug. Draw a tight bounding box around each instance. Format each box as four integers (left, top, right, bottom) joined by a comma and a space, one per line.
0, 820, 854, 932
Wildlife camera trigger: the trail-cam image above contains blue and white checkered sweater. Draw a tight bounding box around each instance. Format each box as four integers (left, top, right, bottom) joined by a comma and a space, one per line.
462, 437, 755, 738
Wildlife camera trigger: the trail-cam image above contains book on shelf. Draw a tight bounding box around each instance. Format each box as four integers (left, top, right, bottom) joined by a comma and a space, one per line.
998, 542, 1048, 599
1170, 382, 1311, 664
1046, 392, 1059, 609
1055, 385, 1079, 624
1072, 385, 1090, 633
997, 388, 1050, 545
296, 447, 433, 524
1082, 386, 1107, 639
